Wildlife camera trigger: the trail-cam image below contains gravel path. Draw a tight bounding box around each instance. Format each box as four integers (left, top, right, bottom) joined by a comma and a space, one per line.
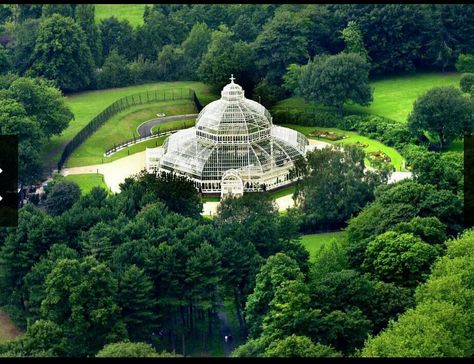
136, 114, 197, 137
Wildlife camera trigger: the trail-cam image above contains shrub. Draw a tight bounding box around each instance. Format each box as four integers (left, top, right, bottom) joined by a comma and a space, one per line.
455, 54, 474, 73
460, 73, 474, 95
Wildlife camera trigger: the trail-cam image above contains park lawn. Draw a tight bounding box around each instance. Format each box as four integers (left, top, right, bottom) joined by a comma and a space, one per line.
72, 135, 168, 167
269, 185, 296, 199
274, 72, 461, 123
42, 81, 216, 169
285, 124, 406, 171
64, 173, 109, 195
66, 101, 194, 167
95, 4, 146, 27
152, 119, 196, 134
300, 231, 346, 261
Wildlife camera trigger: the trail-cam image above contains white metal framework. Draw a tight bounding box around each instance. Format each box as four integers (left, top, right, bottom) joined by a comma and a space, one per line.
157, 76, 309, 194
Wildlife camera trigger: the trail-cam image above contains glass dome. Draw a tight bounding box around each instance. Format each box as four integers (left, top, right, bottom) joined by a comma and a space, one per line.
157, 76, 309, 194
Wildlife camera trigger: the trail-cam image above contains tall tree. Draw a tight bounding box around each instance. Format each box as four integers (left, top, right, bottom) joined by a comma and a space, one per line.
118, 265, 158, 341
253, 10, 311, 84
298, 52, 373, 114
181, 22, 212, 79
29, 14, 95, 92
407, 86, 474, 149
75, 4, 102, 67
198, 26, 255, 93
341, 21, 368, 60
99, 17, 135, 61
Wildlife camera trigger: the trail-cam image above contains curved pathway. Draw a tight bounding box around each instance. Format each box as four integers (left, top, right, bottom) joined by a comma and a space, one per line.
137, 114, 197, 137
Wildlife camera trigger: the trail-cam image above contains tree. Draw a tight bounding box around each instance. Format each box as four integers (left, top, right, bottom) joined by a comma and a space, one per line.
41, 257, 126, 356
157, 45, 185, 81
45, 180, 81, 216
253, 10, 311, 84
41, 4, 75, 18
245, 253, 304, 338
97, 50, 131, 89
393, 216, 447, 245
295, 146, 385, 232
460, 73, 474, 95
298, 53, 372, 114
29, 14, 95, 92
455, 53, 474, 73
6, 76, 73, 139
362, 230, 474, 358
7, 18, 40, 74
282, 63, 303, 94
262, 335, 341, 358
197, 26, 255, 93
362, 231, 439, 287
99, 17, 135, 61
75, 4, 102, 67
0, 45, 10, 74
181, 22, 212, 79
96, 341, 179, 357
118, 265, 158, 341
407, 86, 473, 149
341, 21, 368, 60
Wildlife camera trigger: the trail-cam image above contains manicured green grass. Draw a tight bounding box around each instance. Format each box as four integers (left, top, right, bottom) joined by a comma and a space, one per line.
202, 196, 220, 203
300, 231, 346, 261
42, 81, 216, 169
95, 4, 146, 27
67, 100, 195, 167
269, 185, 296, 199
285, 124, 406, 171
274, 72, 462, 123
64, 173, 109, 195
152, 119, 196, 134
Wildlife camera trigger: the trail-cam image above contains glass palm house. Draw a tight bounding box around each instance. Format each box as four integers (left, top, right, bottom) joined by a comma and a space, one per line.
148, 76, 309, 197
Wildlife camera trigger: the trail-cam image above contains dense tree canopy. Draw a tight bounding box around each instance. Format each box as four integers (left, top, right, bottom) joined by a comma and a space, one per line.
28, 14, 95, 92
297, 53, 373, 113
408, 86, 474, 149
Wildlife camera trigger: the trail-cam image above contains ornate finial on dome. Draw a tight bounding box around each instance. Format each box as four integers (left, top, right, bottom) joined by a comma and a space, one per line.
229, 74, 235, 83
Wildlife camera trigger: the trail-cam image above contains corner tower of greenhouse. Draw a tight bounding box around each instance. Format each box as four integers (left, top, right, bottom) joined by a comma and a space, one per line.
148, 76, 310, 197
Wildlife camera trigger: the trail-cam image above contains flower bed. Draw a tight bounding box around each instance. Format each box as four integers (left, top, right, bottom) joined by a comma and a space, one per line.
309, 130, 347, 141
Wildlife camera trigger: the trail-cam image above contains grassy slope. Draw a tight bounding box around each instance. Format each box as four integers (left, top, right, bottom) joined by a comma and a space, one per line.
95, 4, 146, 27
152, 119, 196, 134
42, 81, 214, 169
67, 100, 195, 167
275, 72, 462, 123
64, 173, 109, 195
286, 124, 406, 171
300, 231, 346, 261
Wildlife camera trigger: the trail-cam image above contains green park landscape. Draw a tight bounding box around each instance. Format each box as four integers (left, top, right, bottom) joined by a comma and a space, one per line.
0, 3, 473, 359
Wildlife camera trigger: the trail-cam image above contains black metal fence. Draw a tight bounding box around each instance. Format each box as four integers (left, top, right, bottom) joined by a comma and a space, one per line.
57, 88, 203, 171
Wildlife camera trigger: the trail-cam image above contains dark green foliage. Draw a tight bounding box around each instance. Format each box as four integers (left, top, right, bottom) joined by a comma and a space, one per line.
45, 180, 81, 216
97, 50, 131, 89
7, 18, 40, 74
197, 26, 255, 93
408, 86, 474, 149
99, 16, 134, 61
251, 80, 286, 108
393, 216, 447, 245
75, 4, 102, 67
244, 253, 304, 338
157, 45, 186, 81
460, 73, 474, 95
6, 76, 73, 139
41, 4, 75, 18
298, 53, 372, 114
253, 10, 310, 84
120, 170, 202, 218
29, 14, 95, 92
361, 229, 474, 357
455, 53, 474, 73
181, 22, 212, 80
118, 265, 158, 341
362, 231, 439, 287
296, 146, 386, 232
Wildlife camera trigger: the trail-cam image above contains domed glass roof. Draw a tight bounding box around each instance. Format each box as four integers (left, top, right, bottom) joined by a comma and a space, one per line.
196, 75, 272, 144
157, 76, 309, 193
